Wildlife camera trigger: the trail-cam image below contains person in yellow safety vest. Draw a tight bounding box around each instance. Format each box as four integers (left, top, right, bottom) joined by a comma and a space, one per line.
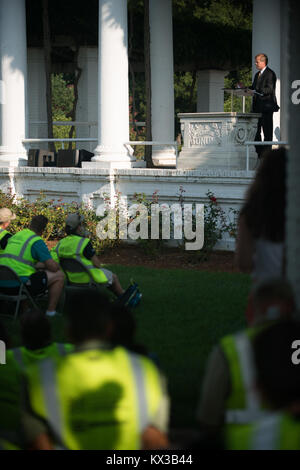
7, 308, 74, 367
0, 208, 16, 253
196, 279, 296, 441
227, 321, 300, 450
0, 312, 73, 449
22, 289, 169, 450
0, 215, 65, 317
51, 213, 142, 306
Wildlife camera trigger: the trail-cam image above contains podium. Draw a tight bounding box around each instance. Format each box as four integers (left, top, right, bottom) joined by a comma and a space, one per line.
223, 88, 256, 113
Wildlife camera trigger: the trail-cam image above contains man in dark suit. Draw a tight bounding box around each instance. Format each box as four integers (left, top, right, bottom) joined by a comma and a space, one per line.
250, 53, 278, 158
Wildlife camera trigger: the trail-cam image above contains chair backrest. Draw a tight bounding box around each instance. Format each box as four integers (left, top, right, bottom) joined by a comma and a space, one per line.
0, 265, 38, 320
59, 258, 96, 287
0, 265, 22, 283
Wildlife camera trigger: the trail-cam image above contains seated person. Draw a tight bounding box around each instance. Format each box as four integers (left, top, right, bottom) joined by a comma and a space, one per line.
227, 321, 300, 450
0, 320, 22, 446
22, 289, 169, 450
0, 208, 16, 253
7, 308, 73, 367
196, 279, 295, 440
0, 312, 72, 449
0, 215, 64, 317
52, 213, 141, 306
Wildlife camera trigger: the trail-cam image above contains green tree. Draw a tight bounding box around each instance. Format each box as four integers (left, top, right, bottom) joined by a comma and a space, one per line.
224, 67, 252, 112
51, 74, 75, 150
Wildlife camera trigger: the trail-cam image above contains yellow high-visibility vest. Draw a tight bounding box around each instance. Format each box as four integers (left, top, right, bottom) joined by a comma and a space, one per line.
52, 235, 107, 284
0, 229, 42, 277
25, 346, 164, 450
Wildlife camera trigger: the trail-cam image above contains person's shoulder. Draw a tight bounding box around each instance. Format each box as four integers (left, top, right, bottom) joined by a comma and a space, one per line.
266, 67, 276, 76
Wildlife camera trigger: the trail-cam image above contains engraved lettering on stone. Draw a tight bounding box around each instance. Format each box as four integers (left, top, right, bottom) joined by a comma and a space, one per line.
189, 122, 222, 146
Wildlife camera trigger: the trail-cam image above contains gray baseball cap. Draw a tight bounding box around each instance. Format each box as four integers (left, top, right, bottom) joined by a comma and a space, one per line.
65, 213, 84, 230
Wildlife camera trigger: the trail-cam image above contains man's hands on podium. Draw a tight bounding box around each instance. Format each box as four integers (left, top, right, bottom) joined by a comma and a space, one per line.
237, 82, 254, 96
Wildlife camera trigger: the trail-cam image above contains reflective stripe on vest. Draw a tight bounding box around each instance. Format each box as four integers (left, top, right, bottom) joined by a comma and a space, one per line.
56, 343, 68, 356
39, 358, 65, 447
127, 352, 149, 433
224, 332, 267, 424
11, 348, 25, 369
251, 414, 281, 450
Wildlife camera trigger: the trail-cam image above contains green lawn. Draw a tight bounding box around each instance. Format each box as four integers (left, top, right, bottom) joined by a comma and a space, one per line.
1, 264, 250, 429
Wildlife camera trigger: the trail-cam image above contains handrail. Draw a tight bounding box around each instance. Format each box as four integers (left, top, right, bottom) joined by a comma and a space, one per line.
22, 138, 178, 158
29, 120, 146, 127
244, 140, 288, 171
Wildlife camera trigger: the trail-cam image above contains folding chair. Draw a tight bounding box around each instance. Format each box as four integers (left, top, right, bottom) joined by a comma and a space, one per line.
59, 258, 107, 311
59, 258, 100, 289
0, 266, 40, 321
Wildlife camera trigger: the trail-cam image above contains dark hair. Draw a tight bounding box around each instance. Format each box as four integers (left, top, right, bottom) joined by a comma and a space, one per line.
66, 289, 112, 344
253, 279, 296, 320
254, 321, 300, 409
65, 225, 77, 236
109, 303, 148, 355
20, 309, 52, 350
240, 148, 286, 242
29, 215, 48, 235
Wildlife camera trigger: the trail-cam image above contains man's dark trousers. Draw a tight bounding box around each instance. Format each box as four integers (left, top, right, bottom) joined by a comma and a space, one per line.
255, 111, 274, 157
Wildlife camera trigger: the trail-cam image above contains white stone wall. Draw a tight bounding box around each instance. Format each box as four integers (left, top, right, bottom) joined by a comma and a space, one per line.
0, 168, 253, 251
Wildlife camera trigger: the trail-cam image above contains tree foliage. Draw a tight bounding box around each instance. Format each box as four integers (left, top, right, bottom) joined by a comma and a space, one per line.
51, 74, 75, 150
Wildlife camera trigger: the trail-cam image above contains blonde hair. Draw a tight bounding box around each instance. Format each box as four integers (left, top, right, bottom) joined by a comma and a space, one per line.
255, 53, 268, 65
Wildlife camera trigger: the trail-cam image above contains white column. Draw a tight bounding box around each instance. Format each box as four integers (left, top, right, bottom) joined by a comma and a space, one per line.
27, 48, 47, 147
252, 0, 281, 140
77, 47, 98, 153
197, 70, 227, 112
0, 0, 27, 166
149, 0, 176, 167
91, 0, 134, 168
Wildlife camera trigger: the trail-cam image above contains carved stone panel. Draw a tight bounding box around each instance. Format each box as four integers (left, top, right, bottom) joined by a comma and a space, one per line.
189, 122, 222, 147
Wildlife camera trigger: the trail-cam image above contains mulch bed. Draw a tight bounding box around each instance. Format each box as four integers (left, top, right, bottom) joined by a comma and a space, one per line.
96, 245, 238, 273
47, 241, 238, 273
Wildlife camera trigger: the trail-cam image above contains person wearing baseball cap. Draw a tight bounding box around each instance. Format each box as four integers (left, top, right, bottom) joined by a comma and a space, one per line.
0, 215, 64, 317
0, 208, 16, 254
51, 213, 142, 307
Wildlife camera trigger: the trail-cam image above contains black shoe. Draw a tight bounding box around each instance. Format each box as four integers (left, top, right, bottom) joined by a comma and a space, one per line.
116, 282, 139, 307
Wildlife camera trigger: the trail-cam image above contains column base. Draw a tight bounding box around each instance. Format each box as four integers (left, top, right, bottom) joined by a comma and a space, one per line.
88, 145, 142, 169
0, 155, 27, 167
152, 146, 176, 167
82, 160, 146, 169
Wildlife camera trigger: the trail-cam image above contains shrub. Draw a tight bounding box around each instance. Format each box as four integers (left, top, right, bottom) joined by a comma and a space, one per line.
0, 190, 119, 253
